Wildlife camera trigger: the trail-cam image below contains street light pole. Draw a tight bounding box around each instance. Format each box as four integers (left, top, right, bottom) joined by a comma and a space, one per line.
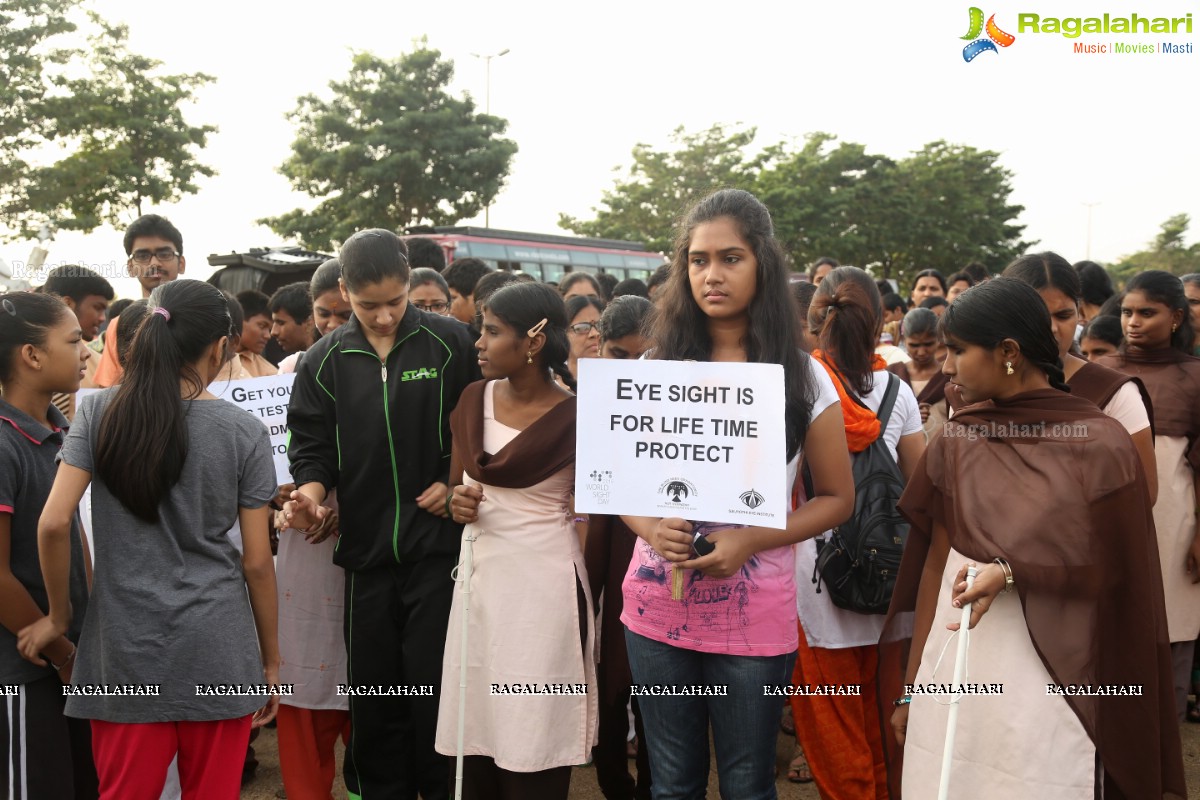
471, 48, 509, 228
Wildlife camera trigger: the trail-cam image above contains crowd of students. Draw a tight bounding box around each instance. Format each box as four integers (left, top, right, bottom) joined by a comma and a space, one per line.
0, 191, 1193, 800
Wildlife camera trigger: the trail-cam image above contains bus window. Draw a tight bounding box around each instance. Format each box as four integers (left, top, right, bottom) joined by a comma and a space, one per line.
541, 263, 566, 285
468, 242, 508, 262
597, 252, 625, 270
518, 262, 544, 281
569, 250, 600, 269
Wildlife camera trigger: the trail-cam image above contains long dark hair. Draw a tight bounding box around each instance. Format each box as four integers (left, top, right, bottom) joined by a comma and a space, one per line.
939, 278, 1068, 391
811, 266, 882, 396
484, 282, 575, 391
1124, 270, 1194, 354
649, 188, 814, 459
0, 292, 72, 386
1002, 252, 1082, 305
95, 281, 233, 522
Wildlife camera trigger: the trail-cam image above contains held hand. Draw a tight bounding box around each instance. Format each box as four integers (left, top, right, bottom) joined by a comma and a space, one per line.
891, 703, 910, 747
1187, 533, 1200, 584
648, 518, 696, 563
282, 490, 328, 533
16, 617, 68, 666
947, 562, 1005, 631
918, 402, 931, 424
252, 665, 282, 729
304, 510, 339, 544
273, 483, 297, 509
417, 482, 450, 518
678, 529, 754, 578
450, 485, 484, 525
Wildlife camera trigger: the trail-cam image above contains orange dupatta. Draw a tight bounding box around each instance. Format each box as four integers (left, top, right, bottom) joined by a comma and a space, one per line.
811, 349, 888, 453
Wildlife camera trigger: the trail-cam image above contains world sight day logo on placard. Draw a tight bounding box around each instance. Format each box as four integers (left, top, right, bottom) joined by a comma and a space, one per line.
961, 7, 1016, 61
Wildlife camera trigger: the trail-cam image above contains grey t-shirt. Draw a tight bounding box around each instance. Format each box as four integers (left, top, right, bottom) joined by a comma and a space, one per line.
0, 399, 88, 684
60, 390, 277, 722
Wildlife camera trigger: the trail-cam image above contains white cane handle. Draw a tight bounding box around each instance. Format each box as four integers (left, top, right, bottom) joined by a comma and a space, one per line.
937, 565, 977, 800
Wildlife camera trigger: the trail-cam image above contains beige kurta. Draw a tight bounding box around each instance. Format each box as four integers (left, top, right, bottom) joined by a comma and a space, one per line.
903, 548, 1096, 799
435, 383, 598, 772
1153, 435, 1200, 642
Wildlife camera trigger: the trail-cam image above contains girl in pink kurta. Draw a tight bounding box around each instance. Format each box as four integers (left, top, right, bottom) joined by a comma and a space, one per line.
440, 282, 596, 800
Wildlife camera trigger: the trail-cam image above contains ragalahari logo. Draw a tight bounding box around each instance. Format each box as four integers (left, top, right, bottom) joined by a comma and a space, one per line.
962, 7, 1016, 61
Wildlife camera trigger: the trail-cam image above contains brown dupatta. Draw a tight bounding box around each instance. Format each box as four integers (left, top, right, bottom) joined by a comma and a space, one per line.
1097, 347, 1200, 468
450, 379, 577, 489
888, 360, 949, 407
879, 389, 1184, 800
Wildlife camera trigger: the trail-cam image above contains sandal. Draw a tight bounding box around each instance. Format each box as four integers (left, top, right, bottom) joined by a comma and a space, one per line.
787, 743, 814, 784
1188, 699, 1200, 723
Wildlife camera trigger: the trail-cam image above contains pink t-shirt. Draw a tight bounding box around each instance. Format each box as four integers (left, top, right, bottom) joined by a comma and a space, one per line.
620, 358, 840, 656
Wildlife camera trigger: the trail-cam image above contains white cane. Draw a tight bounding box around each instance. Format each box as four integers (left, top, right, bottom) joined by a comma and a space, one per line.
453, 529, 478, 800
937, 565, 977, 800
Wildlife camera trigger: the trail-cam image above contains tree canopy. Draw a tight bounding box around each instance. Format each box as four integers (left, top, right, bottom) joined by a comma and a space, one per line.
260, 45, 518, 252
561, 125, 1033, 290
1110, 214, 1200, 282
0, 2, 216, 239
558, 124, 759, 255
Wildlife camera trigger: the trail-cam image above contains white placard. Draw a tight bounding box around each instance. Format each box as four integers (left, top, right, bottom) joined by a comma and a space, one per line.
575, 359, 787, 529
210, 373, 295, 483
78, 373, 296, 484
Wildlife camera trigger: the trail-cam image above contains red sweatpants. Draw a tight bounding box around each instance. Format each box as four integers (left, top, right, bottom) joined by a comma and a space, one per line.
790, 621, 890, 800
90, 715, 252, 800
276, 704, 351, 800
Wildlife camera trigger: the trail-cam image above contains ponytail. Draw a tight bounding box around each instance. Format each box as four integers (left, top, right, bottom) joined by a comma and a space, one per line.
811, 266, 883, 396
95, 281, 232, 522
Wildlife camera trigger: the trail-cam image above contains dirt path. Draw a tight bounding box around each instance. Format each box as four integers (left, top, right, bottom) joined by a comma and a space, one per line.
240, 720, 1200, 799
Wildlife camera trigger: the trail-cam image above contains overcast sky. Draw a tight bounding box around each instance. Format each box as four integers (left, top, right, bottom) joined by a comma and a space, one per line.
2, 0, 1197, 298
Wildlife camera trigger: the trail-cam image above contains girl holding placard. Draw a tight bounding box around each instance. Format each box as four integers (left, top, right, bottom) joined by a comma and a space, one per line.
619, 189, 855, 799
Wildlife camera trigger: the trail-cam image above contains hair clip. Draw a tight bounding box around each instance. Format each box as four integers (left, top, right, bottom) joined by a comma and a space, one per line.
1, 298, 15, 317
526, 317, 548, 338
152, 306, 171, 322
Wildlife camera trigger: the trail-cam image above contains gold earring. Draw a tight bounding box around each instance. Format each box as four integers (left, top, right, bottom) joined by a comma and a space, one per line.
1005, 361, 1014, 375
526, 352, 533, 364
1173, 324, 1179, 332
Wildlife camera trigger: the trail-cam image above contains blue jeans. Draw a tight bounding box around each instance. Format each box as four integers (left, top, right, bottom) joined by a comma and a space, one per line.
624, 628, 796, 800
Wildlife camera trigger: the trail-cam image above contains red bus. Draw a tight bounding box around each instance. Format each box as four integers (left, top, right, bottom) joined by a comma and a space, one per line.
401, 226, 666, 284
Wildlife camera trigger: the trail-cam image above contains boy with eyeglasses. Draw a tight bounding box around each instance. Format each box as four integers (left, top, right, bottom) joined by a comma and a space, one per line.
93, 215, 187, 388
124, 214, 186, 299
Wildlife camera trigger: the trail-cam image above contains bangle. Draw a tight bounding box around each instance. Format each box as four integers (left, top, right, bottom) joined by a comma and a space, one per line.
993, 558, 1014, 593
574, 516, 588, 525
893, 694, 912, 707
51, 645, 76, 672
446, 495, 454, 518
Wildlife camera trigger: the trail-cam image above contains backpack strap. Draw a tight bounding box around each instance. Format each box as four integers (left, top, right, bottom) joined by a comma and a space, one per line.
875, 373, 901, 432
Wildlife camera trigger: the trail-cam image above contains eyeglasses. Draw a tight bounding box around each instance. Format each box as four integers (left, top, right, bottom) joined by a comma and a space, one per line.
130, 247, 181, 265
569, 321, 599, 335
413, 301, 450, 314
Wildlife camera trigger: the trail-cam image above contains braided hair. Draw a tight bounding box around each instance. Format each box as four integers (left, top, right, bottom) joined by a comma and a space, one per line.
484, 282, 576, 391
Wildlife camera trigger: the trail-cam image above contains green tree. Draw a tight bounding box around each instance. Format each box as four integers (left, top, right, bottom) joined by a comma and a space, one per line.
755, 132, 904, 274
0, 0, 78, 229
1110, 214, 1200, 282
261, 45, 518, 251
558, 124, 760, 255
1, 8, 216, 238
887, 141, 1030, 286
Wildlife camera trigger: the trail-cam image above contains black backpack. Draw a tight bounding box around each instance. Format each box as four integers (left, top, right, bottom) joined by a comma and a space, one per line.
809, 372, 909, 615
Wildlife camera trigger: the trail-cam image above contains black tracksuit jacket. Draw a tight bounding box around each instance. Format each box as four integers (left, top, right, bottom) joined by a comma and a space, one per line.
287, 305, 480, 571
